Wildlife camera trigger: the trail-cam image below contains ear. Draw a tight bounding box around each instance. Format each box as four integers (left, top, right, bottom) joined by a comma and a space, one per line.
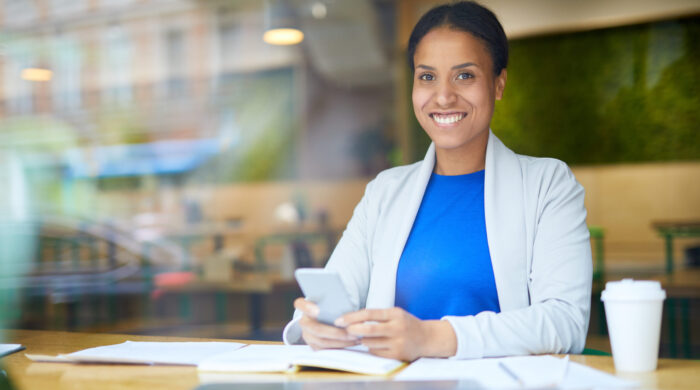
495, 69, 507, 100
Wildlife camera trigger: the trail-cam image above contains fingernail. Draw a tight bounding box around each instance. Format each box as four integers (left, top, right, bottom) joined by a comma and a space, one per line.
334, 318, 346, 327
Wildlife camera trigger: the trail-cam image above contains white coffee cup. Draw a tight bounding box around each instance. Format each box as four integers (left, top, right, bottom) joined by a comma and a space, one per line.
601, 279, 666, 372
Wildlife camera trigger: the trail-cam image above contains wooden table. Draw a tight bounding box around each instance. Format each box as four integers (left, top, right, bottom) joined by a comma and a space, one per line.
2, 330, 699, 390
651, 268, 700, 299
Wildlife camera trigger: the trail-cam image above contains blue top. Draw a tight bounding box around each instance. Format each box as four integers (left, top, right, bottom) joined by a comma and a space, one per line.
395, 170, 500, 320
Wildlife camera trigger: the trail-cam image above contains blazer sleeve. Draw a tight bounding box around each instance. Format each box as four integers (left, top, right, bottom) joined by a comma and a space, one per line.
442, 162, 592, 358
283, 178, 376, 345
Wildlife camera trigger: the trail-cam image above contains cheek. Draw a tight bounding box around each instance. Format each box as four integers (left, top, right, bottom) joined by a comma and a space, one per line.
463, 85, 491, 109
411, 87, 429, 115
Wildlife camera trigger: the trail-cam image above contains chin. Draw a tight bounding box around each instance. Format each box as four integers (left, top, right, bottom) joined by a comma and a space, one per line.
429, 129, 485, 151
434, 140, 471, 151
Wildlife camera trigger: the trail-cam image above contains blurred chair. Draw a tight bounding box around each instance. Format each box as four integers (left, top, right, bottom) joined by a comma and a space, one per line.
589, 226, 605, 282
582, 348, 611, 356
588, 226, 606, 337
652, 220, 700, 274
0, 216, 184, 331
253, 231, 336, 274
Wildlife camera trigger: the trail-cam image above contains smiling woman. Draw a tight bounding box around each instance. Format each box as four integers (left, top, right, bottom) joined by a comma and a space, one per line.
411, 27, 506, 175
284, 1, 592, 362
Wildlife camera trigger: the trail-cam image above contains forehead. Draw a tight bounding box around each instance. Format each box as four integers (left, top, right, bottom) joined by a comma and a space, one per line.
414, 27, 492, 67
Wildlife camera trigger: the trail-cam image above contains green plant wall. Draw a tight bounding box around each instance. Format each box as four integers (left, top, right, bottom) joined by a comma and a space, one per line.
409, 17, 700, 165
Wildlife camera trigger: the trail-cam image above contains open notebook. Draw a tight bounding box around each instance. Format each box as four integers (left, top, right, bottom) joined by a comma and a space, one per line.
26, 341, 245, 365
0, 344, 25, 357
26, 341, 404, 376
197, 344, 405, 376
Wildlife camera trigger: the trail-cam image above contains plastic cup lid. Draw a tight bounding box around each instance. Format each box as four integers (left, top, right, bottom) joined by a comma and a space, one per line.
601, 278, 666, 301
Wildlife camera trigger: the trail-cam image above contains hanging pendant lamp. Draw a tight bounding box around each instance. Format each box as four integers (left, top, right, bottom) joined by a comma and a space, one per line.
263, 0, 304, 45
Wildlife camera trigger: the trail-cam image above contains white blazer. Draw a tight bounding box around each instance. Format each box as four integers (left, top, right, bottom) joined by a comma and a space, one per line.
284, 131, 592, 359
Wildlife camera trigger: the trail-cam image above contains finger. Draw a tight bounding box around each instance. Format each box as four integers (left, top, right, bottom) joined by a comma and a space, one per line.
302, 324, 360, 349
300, 315, 358, 341
359, 336, 392, 349
336, 308, 396, 327
303, 331, 361, 349
301, 331, 328, 350
369, 348, 405, 361
294, 298, 320, 318
345, 321, 393, 338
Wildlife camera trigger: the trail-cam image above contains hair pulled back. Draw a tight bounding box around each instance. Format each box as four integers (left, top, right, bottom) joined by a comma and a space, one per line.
407, 1, 508, 76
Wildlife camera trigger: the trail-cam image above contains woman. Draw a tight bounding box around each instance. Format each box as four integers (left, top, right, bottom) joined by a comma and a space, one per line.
284, 1, 592, 361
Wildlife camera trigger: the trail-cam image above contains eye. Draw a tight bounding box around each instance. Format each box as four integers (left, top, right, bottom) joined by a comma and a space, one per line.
418, 73, 434, 81
456, 72, 474, 80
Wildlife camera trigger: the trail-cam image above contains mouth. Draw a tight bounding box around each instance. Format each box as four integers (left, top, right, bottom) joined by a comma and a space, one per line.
429, 112, 466, 126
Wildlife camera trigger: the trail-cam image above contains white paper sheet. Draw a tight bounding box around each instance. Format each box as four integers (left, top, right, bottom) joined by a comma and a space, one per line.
559, 360, 639, 390
0, 344, 24, 357
499, 355, 569, 387
24, 354, 70, 362
395, 355, 637, 389
394, 357, 518, 388
27, 341, 245, 365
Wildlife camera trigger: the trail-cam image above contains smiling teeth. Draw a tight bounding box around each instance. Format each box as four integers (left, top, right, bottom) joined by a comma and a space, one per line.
432, 113, 465, 124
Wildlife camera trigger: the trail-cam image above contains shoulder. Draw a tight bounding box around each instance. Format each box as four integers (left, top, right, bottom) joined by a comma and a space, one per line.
517, 154, 574, 180
515, 154, 584, 204
365, 160, 423, 194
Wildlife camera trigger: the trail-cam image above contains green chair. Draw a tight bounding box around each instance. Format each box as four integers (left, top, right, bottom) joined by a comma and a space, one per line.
588, 226, 605, 282
582, 347, 612, 356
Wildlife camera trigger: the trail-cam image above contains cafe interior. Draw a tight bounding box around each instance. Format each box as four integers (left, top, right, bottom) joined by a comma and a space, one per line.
0, 0, 698, 360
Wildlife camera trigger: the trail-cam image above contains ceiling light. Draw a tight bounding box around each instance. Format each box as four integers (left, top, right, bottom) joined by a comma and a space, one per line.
264, 0, 304, 46
21, 68, 53, 82
263, 28, 304, 45
311, 2, 327, 19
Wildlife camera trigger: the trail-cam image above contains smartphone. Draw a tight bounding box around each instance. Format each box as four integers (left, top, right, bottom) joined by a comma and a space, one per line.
294, 268, 355, 326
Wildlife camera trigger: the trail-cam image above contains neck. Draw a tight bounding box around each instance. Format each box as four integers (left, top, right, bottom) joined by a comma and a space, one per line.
434, 131, 489, 175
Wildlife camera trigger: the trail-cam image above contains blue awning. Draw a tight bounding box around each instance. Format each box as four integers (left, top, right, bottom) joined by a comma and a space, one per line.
65, 139, 222, 178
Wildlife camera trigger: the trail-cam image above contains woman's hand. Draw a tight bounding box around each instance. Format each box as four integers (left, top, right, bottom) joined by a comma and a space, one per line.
294, 297, 360, 350
336, 307, 457, 361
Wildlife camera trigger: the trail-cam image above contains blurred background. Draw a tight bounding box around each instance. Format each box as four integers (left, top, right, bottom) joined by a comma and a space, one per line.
0, 0, 698, 358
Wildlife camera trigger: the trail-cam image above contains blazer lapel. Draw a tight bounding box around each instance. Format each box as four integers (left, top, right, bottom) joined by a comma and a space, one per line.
368, 143, 435, 308
484, 131, 530, 311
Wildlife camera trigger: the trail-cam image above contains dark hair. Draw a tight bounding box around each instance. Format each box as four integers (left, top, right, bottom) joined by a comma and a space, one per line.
407, 1, 508, 76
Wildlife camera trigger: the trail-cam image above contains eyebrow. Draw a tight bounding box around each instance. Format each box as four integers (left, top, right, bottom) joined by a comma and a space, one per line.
415, 62, 477, 71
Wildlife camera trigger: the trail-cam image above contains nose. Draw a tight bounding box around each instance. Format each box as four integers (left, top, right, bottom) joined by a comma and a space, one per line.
435, 81, 457, 107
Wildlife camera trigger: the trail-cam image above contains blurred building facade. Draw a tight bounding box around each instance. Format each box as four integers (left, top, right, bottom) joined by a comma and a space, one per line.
0, 0, 399, 338
0, 0, 698, 355
0, 0, 398, 185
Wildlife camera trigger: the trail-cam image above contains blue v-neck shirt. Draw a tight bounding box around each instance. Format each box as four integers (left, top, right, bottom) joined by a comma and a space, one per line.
395, 170, 501, 320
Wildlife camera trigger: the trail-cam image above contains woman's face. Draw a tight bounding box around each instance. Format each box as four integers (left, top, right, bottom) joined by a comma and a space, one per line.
412, 27, 506, 155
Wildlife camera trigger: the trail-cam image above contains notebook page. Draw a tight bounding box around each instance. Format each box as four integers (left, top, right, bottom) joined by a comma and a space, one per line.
63, 341, 245, 365
199, 344, 312, 373
292, 348, 405, 375
0, 344, 24, 357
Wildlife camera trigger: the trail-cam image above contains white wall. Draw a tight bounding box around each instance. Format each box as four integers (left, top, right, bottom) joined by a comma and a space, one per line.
474, 0, 700, 38
408, 0, 700, 40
